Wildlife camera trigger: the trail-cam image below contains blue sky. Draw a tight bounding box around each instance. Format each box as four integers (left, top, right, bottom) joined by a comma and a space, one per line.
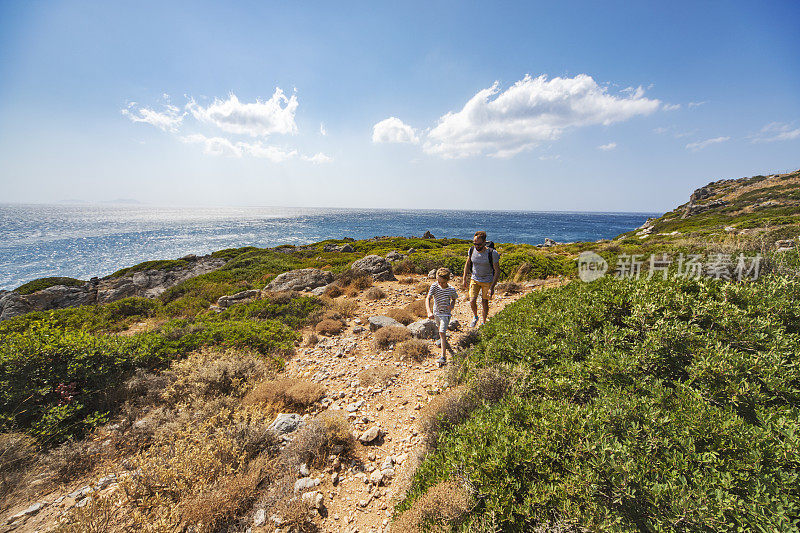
0, 0, 798, 212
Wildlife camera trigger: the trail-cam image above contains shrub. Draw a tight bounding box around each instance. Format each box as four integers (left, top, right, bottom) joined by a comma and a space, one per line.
404, 299, 428, 318
244, 378, 326, 412
495, 281, 522, 294
400, 276, 800, 530
364, 287, 386, 300
358, 365, 399, 387
375, 326, 412, 349
415, 282, 431, 294
304, 333, 319, 346
0, 432, 35, 497
332, 298, 359, 317
324, 284, 343, 298
286, 413, 355, 468
335, 268, 373, 291
400, 276, 416, 284
316, 318, 344, 336
386, 308, 415, 325
395, 339, 431, 362
393, 260, 417, 275
393, 479, 472, 532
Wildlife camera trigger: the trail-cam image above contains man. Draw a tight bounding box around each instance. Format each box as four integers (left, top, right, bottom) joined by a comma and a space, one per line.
462, 231, 500, 327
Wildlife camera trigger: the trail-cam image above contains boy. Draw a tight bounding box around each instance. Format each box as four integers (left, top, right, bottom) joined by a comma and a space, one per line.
426, 267, 458, 367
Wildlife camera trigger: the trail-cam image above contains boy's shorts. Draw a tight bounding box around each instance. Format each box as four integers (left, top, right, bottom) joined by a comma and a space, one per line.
469, 280, 493, 300
433, 314, 450, 333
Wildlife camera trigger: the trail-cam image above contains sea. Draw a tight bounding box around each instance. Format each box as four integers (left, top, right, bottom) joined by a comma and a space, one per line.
0, 204, 659, 291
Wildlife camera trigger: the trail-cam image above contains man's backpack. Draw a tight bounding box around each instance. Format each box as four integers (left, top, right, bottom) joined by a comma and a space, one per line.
467, 242, 500, 278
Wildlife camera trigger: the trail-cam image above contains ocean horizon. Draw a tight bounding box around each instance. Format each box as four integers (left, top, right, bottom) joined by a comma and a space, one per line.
0, 203, 659, 291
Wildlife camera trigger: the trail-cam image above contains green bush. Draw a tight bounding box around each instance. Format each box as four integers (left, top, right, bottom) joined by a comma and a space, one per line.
0, 315, 297, 445
13, 277, 85, 295
110, 259, 187, 278
399, 276, 800, 531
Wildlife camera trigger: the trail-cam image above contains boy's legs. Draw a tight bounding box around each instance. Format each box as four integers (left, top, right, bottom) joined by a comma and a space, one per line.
435, 314, 450, 365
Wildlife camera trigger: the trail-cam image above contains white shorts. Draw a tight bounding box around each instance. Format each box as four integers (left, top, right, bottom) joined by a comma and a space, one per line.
433, 314, 450, 333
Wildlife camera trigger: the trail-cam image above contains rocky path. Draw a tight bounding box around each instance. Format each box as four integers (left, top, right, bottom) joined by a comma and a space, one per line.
284, 275, 557, 533
2, 275, 561, 533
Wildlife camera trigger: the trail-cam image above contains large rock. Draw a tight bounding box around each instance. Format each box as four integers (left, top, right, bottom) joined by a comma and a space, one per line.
385, 251, 404, 262
352, 255, 395, 281
217, 289, 260, 308
1, 254, 227, 321
266, 268, 334, 292
368, 315, 403, 332
269, 413, 302, 435
359, 426, 381, 443
96, 256, 226, 303
408, 319, 438, 339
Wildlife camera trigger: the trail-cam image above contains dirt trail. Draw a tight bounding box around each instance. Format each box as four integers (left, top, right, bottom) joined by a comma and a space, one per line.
2, 275, 561, 533
288, 275, 559, 533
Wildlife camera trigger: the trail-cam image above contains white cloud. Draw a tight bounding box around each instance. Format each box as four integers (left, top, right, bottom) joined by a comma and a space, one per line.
598, 142, 617, 151
186, 89, 298, 137
688, 101, 707, 108
181, 134, 242, 157
663, 103, 681, 111
538, 154, 561, 161
303, 152, 333, 164
421, 74, 661, 158
686, 136, 730, 151
750, 122, 800, 143
181, 134, 330, 163
372, 117, 420, 144
122, 101, 184, 133
320, 123, 327, 136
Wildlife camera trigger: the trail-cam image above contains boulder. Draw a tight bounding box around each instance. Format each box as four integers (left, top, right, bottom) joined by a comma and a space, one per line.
448, 318, 461, 331
294, 477, 320, 493
368, 315, 403, 332
352, 255, 395, 281
217, 289, 260, 308
269, 413, 302, 435
359, 426, 381, 443
408, 319, 438, 339
266, 268, 334, 292
370, 470, 384, 485
385, 251, 404, 262
428, 269, 437, 279
339, 244, 355, 253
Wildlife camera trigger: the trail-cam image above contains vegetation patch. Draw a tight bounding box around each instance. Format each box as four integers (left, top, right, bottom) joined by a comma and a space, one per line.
399, 276, 800, 531
13, 277, 85, 295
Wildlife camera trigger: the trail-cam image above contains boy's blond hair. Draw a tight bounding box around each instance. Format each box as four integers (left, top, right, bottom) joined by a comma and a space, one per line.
436, 268, 451, 280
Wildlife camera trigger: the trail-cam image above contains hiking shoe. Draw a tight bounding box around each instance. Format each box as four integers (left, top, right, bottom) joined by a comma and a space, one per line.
469, 316, 479, 328
436, 355, 447, 367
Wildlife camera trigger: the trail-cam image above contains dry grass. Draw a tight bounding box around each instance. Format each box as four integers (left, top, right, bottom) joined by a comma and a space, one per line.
364, 287, 387, 300
395, 339, 431, 362
393, 260, 417, 275
393, 479, 472, 532
374, 326, 412, 349
304, 332, 319, 346
244, 377, 326, 412
316, 318, 344, 336
513, 262, 532, 282
332, 297, 359, 317
415, 282, 431, 294
0, 432, 36, 500
404, 299, 428, 318
457, 328, 481, 350
38, 438, 101, 486
400, 276, 416, 284
496, 281, 522, 294
358, 364, 399, 387
323, 284, 343, 298
334, 268, 373, 296
386, 308, 415, 325
286, 412, 355, 468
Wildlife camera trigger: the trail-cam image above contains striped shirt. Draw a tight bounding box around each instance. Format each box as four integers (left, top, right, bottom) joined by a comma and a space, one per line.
427, 283, 458, 316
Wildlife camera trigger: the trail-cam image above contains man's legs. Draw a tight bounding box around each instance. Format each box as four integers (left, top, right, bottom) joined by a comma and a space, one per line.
470, 296, 479, 323
481, 298, 489, 325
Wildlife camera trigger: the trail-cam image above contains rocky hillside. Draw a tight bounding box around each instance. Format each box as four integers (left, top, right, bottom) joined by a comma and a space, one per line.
622, 168, 800, 242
